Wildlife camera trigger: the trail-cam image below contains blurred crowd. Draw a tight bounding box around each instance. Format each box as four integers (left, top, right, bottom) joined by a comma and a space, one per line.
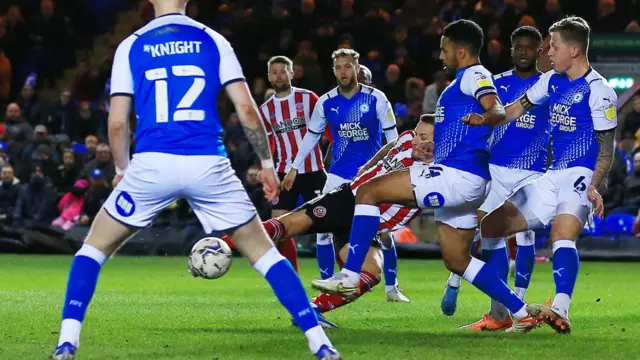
2, 0, 640, 236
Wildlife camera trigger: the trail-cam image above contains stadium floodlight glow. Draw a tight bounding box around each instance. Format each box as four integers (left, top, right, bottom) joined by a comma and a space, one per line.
608, 77, 635, 90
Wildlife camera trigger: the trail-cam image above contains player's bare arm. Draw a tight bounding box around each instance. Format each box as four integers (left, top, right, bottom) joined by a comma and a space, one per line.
108, 95, 132, 187
356, 139, 398, 177
462, 94, 506, 125
226, 81, 280, 199
589, 128, 615, 217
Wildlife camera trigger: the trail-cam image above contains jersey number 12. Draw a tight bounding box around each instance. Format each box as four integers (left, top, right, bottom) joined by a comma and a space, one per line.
145, 65, 205, 122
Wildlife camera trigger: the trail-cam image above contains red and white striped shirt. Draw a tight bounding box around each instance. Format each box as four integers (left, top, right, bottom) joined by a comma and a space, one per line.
259, 87, 326, 174
350, 130, 423, 233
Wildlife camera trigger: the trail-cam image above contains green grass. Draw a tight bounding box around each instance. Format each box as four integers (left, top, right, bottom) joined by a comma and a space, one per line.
1, 255, 639, 359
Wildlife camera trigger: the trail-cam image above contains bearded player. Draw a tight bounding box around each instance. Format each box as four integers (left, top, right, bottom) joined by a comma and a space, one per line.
282, 49, 398, 283
223, 116, 433, 327
442, 27, 551, 332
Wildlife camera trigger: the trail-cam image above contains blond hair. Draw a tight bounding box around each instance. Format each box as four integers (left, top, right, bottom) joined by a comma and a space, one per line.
331, 48, 360, 63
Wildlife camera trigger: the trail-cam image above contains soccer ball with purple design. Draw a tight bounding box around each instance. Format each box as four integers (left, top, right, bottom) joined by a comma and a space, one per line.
188, 237, 233, 279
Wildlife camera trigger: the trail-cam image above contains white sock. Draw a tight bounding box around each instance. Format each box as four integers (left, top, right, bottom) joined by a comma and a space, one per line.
552, 293, 571, 317
340, 268, 360, 285
512, 305, 528, 320
305, 325, 332, 354
515, 287, 527, 300
447, 272, 462, 288
58, 319, 82, 347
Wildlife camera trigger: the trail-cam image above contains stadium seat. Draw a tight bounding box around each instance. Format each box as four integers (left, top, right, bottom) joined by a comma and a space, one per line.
602, 214, 636, 237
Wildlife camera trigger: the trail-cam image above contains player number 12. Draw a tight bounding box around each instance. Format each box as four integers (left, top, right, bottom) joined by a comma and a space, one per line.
145, 65, 205, 123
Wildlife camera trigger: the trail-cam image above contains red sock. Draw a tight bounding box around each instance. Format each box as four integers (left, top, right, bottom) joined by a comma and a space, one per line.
312, 270, 380, 313
221, 218, 286, 248
507, 236, 517, 261
278, 238, 298, 272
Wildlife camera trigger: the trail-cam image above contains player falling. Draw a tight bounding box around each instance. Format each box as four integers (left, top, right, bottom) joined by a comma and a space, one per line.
50, 2, 341, 359
260, 55, 328, 273
311, 19, 555, 330
469, 16, 617, 333
281, 49, 398, 285
221, 116, 434, 327
441, 26, 551, 332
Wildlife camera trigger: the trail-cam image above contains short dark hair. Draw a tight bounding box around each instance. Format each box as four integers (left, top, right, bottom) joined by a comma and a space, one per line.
267, 56, 293, 71
442, 19, 484, 56
420, 114, 435, 125
510, 26, 543, 46
549, 16, 591, 54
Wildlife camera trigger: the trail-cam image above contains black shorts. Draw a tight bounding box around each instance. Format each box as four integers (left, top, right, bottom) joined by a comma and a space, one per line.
295, 183, 381, 250
272, 171, 327, 211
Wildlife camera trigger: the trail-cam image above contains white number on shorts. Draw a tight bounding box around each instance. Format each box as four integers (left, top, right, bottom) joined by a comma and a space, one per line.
145, 65, 206, 123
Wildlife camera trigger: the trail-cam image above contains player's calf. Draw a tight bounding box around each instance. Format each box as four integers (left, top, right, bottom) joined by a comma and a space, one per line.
514, 230, 536, 299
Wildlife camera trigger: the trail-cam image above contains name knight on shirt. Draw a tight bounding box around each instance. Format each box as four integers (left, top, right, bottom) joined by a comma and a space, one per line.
144, 41, 202, 58
338, 122, 369, 141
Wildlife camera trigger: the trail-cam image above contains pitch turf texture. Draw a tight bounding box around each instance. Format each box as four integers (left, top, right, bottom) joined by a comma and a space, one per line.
1, 256, 639, 359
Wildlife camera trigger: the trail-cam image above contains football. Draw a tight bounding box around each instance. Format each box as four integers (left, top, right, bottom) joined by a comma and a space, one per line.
188, 237, 233, 279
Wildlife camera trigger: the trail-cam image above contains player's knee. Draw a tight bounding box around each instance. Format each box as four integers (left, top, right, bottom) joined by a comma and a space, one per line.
442, 252, 470, 275
354, 181, 379, 205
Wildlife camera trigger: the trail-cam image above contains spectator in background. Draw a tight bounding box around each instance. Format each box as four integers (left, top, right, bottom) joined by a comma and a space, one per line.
82, 134, 98, 164
73, 101, 101, 142
483, 39, 510, 74
0, 141, 9, 166
623, 96, 640, 134
30, 0, 68, 87
610, 153, 640, 215
423, 69, 449, 114
15, 84, 43, 127
51, 178, 88, 230
4, 102, 32, 143
0, 44, 11, 109
382, 64, 404, 105
593, 0, 624, 33
603, 152, 627, 216
0, 164, 19, 224
13, 164, 57, 227
4, 5, 28, 98
82, 143, 114, 184
55, 149, 81, 193
72, 60, 99, 102
79, 168, 111, 226
44, 88, 75, 137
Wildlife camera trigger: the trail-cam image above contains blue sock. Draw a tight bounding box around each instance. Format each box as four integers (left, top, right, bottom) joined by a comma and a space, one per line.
343, 205, 380, 275
62, 247, 106, 322
463, 257, 527, 318
551, 240, 579, 314
481, 238, 510, 319
383, 234, 398, 287
316, 233, 335, 279
515, 244, 536, 290
256, 248, 319, 332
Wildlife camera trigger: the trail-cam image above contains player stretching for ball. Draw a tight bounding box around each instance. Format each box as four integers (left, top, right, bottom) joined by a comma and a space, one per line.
281, 49, 398, 283
50, 2, 341, 359
442, 27, 551, 331
469, 17, 616, 333
222, 116, 433, 327
311, 19, 554, 329
260, 55, 328, 273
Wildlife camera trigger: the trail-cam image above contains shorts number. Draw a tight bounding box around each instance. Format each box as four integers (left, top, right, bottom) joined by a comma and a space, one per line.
420, 166, 443, 179
573, 176, 587, 192
146, 65, 206, 123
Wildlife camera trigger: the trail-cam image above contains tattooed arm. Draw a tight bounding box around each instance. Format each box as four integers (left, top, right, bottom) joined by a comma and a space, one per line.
591, 129, 616, 190
225, 81, 274, 165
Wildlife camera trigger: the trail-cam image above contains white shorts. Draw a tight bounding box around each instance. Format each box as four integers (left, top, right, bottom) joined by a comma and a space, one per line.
322, 173, 350, 193
506, 167, 593, 227
104, 152, 256, 233
409, 164, 489, 229
478, 164, 543, 213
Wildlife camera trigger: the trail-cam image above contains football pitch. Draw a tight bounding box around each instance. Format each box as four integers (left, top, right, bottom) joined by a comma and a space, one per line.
1, 255, 639, 359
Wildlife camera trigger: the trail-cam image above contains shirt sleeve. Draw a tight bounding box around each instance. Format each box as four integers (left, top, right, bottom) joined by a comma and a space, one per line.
205, 28, 245, 87
459, 67, 498, 101
110, 36, 136, 96
374, 90, 398, 141
589, 81, 618, 131
307, 95, 328, 134
525, 70, 554, 105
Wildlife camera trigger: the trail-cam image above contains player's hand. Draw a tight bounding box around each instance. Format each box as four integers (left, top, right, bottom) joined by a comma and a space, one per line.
418, 140, 435, 163
588, 185, 604, 219
112, 174, 123, 188
259, 166, 280, 201
281, 168, 297, 191
462, 113, 485, 126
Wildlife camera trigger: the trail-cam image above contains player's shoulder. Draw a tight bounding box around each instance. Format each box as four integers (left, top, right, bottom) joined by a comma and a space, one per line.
361, 84, 388, 100
260, 93, 275, 109
115, 33, 139, 55
492, 69, 514, 82
292, 87, 318, 98
319, 87, 340, 104
464, 64, 493, 79
586, 69, 617, 97
398, 129, 416, 141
